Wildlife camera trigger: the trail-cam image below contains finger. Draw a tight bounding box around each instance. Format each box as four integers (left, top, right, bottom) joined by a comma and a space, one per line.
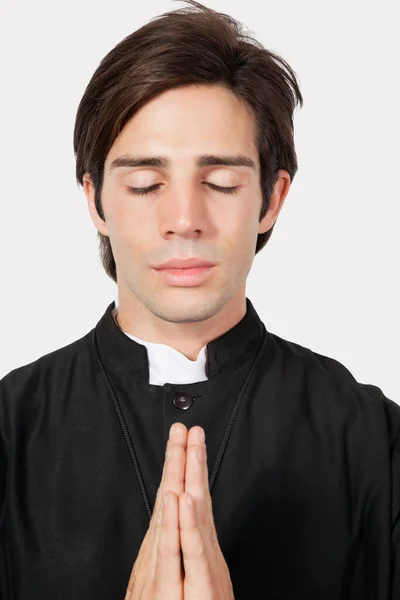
152, 422, 188, 529
152, 423, 188, 559
185, 427, 210, 517
179, 491, 214, 587
163, 422, 188, 496
153, 490, 182, 595
185, 427, 220, 551
125, 426, 188, 599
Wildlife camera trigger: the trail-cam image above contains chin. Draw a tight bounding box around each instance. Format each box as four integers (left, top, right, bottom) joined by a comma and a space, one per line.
146, 290, 228, 323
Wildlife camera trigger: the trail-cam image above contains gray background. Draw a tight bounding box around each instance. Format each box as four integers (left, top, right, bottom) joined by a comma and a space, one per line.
0, 0, 398, 403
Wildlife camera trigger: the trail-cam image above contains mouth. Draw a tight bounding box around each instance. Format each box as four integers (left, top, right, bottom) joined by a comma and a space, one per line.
153, 265, 216, 287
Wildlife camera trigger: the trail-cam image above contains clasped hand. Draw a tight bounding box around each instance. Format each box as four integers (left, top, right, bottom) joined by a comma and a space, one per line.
124, 422, 235, 599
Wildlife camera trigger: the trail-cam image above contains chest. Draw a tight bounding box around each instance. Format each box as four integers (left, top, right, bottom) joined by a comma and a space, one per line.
2, 373, 382, 599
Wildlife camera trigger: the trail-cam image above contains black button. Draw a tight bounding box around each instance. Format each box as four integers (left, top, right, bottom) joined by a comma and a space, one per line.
172, 392, 194, 410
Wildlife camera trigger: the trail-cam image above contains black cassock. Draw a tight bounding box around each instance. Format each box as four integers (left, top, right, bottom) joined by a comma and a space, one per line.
0, 297, 399, 599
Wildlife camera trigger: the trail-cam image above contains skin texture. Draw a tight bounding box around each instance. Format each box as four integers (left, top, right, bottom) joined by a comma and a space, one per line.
83, 83, 291, 360
83, 83, 291, 597
123, 423, 235, 600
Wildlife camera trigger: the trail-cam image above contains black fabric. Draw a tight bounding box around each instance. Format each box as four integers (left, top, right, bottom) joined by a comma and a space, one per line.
0, 297, 399, 599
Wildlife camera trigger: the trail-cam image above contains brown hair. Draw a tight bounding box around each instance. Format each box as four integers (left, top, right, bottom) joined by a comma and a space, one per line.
73, 0, 303, 283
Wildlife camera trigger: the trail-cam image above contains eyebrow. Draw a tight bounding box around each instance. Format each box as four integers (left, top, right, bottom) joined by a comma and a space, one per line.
108, 153, 257, 173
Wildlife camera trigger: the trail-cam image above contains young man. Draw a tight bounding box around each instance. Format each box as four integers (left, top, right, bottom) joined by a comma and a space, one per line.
1, 1, 399, 599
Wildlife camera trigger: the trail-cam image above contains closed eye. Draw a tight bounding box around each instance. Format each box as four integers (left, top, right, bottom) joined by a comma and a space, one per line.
127, 182, 239, 196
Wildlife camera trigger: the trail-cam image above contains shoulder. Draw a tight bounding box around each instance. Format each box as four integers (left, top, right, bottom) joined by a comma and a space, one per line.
0, 329, 95, 448
267, 330, 400, 444
0, 328, 93, 401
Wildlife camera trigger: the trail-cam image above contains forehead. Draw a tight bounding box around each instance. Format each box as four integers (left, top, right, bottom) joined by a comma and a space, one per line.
106, 84, 259, 167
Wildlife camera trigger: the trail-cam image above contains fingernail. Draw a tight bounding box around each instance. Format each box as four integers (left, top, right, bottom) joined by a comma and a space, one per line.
198, 428, 205, 443
169, 423, 177, 438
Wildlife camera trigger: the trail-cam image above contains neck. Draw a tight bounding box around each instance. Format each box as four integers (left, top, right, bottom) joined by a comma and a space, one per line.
114, 285, 247, 361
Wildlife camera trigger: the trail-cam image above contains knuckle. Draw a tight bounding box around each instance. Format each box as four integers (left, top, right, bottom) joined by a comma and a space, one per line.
166, 441, 183, 457
157, 540, 170, 559
188, 443, 201, 456
198, 544, 207, 561
187, 536, 207, 561
157, 532, 178, 559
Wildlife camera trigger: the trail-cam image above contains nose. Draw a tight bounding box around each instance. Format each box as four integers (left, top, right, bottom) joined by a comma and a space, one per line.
158, 182, 211, 240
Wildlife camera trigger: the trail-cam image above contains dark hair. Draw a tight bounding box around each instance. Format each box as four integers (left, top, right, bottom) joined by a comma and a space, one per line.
73, 0, 303, 283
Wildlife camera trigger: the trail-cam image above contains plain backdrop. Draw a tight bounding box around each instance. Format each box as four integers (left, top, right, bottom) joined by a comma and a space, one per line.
0, 0, 398, 403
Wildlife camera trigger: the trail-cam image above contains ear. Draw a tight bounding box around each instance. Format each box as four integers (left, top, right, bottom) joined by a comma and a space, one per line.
82, 174, 109, 237
258, 169, 291, 235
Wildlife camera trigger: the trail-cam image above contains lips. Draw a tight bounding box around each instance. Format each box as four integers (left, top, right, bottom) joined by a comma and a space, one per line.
153, 264, 216, 287
154, 258, 216, 269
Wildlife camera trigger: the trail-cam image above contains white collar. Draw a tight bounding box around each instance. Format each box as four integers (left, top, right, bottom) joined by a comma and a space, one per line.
111, 303, 207, 386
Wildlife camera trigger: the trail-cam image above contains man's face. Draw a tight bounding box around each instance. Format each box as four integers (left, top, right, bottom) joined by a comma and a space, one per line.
84, 84, 289, 324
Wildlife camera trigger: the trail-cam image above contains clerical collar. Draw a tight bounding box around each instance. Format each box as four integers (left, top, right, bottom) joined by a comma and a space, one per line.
111, 305, 208, 385
94, 296, 266, 385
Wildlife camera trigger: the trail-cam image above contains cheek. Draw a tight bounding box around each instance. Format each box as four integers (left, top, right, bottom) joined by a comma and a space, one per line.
106, 197, 146, 241
224, 210, 259, 276
225, 205, 259, 249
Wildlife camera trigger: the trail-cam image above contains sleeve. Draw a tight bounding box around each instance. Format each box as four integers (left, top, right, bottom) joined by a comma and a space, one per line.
0, 383, 9, 598
373, 387, 400, 598
0, 384, 8, 519
391, 431, 400, 598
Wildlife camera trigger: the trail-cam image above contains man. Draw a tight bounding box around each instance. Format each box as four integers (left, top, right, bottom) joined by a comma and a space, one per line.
1, 1, 399, 598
